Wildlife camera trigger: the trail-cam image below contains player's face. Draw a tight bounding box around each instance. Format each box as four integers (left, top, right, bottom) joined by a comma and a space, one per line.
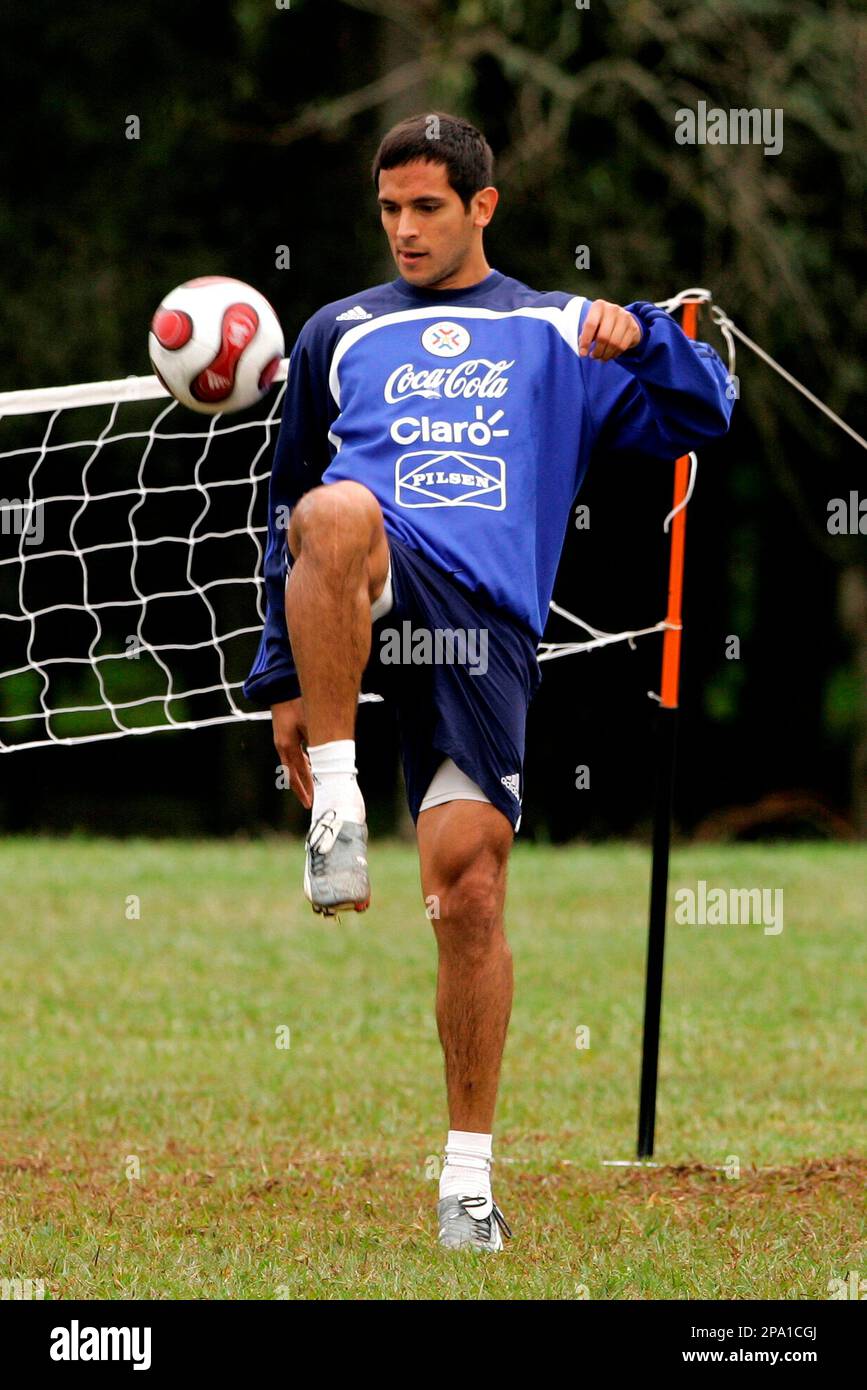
377, 161, 485, 289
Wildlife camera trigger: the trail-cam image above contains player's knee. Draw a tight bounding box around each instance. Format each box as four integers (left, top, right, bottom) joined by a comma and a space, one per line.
289, 482, 381, 560
429, 848, 508, 954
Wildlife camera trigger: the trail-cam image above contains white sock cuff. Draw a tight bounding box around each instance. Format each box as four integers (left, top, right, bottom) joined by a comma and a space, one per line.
308, 740, 357, 777
444, 1129, 493, 1170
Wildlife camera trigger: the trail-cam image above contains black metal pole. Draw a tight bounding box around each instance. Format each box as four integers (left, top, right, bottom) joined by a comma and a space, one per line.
637, 703, 679, 1159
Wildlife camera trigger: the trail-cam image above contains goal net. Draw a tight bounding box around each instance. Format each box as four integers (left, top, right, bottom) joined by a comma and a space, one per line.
0, 371, 287, 753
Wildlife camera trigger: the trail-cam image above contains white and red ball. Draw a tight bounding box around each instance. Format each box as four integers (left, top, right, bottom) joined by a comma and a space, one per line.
148, 276, 284, 414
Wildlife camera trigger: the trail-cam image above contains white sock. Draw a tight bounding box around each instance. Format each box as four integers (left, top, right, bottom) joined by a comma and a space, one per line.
439, 1130, 493, 1204
308, 740, 365, 825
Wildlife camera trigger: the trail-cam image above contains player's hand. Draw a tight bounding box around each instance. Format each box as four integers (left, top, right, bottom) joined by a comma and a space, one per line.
578, 300, 642, 362
272, 697, 313, 809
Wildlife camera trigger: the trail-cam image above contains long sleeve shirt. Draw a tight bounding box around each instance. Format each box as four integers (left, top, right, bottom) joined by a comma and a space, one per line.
244, 270, 733, 706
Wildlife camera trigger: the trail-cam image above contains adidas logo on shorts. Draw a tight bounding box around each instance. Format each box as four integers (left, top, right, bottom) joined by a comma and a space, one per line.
500, 773, 521, 802
336, 305, 373, 321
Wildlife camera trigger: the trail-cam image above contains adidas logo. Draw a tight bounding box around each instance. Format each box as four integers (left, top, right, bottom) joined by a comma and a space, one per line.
336, 305, 373, 321
500, 773, 521, 802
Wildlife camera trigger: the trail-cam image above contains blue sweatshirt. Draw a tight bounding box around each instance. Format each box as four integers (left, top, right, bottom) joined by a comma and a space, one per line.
244, 270, 733, 706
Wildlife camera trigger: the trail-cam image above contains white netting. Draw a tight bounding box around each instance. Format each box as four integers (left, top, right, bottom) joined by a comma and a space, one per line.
0, 371, 288, 752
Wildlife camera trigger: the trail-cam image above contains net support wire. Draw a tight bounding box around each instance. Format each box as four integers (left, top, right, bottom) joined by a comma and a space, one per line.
657, 285, 867, 455
545, 265, 867, 681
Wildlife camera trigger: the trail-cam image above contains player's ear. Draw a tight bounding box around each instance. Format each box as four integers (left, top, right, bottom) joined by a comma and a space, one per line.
472, 185, 499, 228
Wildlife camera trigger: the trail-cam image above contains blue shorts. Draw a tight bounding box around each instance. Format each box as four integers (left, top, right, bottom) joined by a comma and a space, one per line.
364, 535, 542, 831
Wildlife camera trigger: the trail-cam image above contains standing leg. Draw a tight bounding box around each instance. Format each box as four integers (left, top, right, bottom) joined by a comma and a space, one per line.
417, 799, 514, 1130
417, 797, 515, 1247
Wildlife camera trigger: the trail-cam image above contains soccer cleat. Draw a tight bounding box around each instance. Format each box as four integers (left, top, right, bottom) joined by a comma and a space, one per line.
303, 809, 370, 916
436, 1194, 513, 1252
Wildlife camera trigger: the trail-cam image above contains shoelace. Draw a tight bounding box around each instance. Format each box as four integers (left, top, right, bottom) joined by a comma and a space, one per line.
306, 809, 339, 878
458, 1194, 513, 1240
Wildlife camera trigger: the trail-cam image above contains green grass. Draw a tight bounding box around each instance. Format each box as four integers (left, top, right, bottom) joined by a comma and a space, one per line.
0, 838, 863, 1299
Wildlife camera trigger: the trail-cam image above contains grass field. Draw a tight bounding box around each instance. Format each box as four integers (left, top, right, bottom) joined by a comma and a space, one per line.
0, 838, 863, 1300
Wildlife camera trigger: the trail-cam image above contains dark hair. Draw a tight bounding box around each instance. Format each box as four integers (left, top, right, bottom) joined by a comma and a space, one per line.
371, 112, 494, 208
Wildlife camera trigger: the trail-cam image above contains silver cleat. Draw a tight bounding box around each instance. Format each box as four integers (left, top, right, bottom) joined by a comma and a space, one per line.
303, 809, 370, 917
437, 1194, 512, 1251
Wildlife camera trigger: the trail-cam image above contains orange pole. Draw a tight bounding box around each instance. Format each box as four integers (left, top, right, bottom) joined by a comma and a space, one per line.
659, 300, 697, 709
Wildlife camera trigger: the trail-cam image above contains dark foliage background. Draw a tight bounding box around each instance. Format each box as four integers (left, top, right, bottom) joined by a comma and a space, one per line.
0, 0, 864, 840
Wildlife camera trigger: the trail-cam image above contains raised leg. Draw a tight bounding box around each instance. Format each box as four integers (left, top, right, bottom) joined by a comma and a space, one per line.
285, 480, 389, 744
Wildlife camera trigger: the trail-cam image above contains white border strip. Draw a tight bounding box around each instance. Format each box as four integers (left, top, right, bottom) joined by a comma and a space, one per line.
0, 361, 289, 417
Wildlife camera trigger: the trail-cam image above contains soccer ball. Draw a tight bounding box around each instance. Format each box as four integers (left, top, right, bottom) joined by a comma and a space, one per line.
148, 276, 285, 414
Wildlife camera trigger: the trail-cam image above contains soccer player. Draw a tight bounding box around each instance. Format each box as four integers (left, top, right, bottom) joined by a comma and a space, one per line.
245, 113, 733, 1251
